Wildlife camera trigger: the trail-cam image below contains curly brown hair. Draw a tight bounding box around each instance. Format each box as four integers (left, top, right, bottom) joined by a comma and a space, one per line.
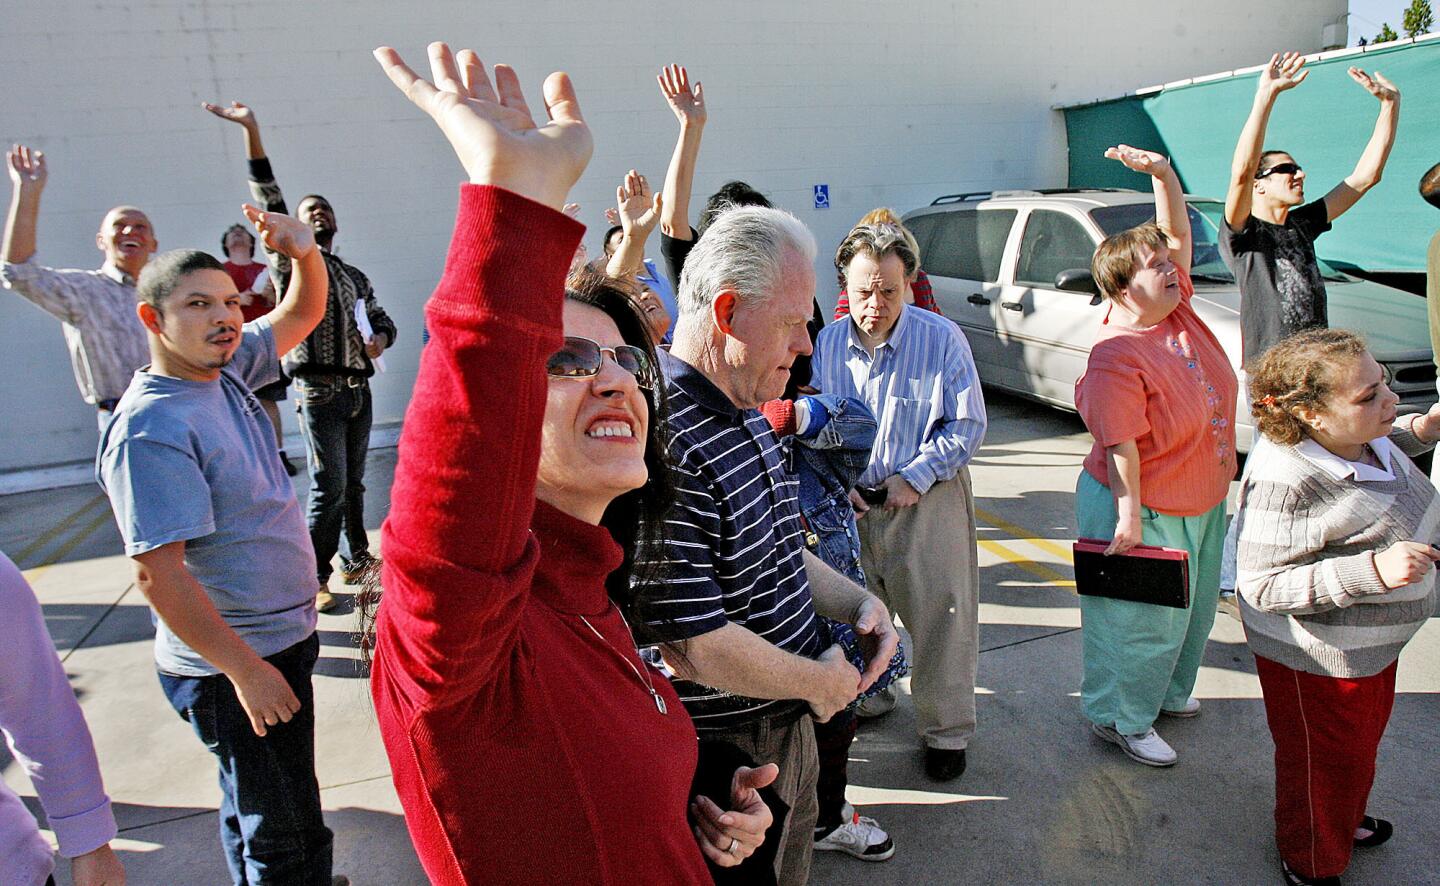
1247, 328, 1369, 445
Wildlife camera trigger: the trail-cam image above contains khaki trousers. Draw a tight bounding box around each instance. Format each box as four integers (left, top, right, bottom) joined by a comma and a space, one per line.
709, 714, 818, 885
856, 469, 980, 750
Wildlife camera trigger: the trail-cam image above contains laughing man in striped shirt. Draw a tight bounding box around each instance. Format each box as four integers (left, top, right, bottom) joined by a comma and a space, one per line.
811, 223, 988, 783
646, 205, 899, 886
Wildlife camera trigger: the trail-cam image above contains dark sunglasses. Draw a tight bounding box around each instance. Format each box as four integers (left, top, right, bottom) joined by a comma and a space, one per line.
1255, 162, 1302, 179
546, 336, 656, 389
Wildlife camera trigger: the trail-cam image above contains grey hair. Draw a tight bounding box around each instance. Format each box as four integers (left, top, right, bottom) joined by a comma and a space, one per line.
677, 205, 817, 318
833, 223, 918, 289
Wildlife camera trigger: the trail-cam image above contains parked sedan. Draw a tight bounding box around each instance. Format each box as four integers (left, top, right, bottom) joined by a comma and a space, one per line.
903, 189, 1437, 451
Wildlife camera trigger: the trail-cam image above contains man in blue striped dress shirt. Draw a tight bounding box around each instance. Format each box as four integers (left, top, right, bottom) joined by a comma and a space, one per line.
644, 205, 899, 885
811, 224, 988, 782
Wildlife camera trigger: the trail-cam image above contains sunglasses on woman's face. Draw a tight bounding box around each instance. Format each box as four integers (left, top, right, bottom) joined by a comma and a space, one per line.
546, 335, 656, 390
1256, 162, 1302, 179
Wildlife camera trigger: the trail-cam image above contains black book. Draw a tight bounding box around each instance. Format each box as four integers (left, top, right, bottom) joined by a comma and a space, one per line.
1072, 539, 1191, 609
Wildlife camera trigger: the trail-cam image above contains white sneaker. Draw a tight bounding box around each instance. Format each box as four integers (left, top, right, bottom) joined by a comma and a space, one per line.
855, 686, 896, 719
814, 802, 895, 861
1160, 697, 1202, 718
1090, 722, 1177, 767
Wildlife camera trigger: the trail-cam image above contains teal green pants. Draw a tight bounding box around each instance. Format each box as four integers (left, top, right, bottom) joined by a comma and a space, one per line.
1074, 470, 1226, 735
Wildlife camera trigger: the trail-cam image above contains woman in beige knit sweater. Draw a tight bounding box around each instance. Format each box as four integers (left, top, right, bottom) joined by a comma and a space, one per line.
1235, 328, 1440, 886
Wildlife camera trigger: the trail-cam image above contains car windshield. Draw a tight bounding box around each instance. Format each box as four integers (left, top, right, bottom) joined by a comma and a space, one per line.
1089, 200, 1349, 284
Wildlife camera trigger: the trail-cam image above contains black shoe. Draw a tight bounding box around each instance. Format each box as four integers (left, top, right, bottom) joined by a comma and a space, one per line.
1281, 860, 1340, 885
341, 555, 381, 586
1353, 814, 1393, 848
279, 450, 299, 477
924, 747, 966, 781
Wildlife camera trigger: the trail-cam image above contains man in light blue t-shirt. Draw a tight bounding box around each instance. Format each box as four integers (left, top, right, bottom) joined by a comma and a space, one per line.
96, 205, 341, 885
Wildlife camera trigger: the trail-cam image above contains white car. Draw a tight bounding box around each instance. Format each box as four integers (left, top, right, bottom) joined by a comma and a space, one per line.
903, 189, 1437, 451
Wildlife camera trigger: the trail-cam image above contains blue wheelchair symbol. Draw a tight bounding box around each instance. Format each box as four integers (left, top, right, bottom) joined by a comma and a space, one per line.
813, 184, 830, 210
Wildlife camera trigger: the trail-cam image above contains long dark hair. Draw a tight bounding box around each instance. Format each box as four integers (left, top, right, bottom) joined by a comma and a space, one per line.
356, 270, 674, 656
563, 268, 676, 628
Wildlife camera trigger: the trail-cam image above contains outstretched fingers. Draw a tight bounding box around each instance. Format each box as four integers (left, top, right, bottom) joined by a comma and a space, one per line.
493, 64, 531, 117
542, 71, 584, 125
428, 42, 467, 95
1281, 52, 1307, 79
456, 49, 497, 102
373, 46, 443, 114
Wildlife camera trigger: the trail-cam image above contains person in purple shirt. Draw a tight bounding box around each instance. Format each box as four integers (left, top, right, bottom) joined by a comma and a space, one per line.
0, 551, 125, 886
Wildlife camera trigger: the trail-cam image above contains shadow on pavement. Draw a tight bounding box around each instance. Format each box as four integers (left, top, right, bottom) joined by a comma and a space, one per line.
36, 800, 425, 886
43, 602, 153, 651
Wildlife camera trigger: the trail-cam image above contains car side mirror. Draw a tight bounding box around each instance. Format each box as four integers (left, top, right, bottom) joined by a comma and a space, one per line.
1055, 268, 1102, 306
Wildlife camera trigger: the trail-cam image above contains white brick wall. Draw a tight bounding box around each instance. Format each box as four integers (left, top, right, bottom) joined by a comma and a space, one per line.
0, 0, 1345, 473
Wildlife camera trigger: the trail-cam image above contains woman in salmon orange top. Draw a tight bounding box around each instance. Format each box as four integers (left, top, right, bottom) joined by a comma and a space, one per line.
367, 42, 772, 885
1073, 145, 1238, 769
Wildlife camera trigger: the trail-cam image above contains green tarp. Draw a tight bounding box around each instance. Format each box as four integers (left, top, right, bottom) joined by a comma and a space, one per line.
1064, 39, 1440, 272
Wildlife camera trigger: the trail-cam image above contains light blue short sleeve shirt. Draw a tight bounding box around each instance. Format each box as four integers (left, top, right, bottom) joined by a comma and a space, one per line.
98, 317, 317, 676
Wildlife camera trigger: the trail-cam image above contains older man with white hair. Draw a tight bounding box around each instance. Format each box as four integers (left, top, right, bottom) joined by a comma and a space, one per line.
644, 205, 899, 885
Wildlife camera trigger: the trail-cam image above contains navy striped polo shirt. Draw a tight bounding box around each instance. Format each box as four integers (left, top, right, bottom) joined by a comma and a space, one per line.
644, 349, 825, 732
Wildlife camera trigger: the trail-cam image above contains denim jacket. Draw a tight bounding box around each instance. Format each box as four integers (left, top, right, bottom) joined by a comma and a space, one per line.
782, 394, 878, 585
771, 394, 909, 703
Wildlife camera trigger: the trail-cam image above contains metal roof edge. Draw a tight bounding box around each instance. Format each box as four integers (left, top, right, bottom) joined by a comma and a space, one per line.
1055, 33, 1436, 111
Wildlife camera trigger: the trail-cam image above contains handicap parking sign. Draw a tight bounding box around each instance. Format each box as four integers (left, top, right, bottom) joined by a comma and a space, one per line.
813, 184, 830, 209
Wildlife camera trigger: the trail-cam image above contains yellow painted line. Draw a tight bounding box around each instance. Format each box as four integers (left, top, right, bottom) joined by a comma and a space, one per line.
977, 538, 1076, 588
22, 508, 116, 581
976, 507, 1074, 563
13, 493, 107, 566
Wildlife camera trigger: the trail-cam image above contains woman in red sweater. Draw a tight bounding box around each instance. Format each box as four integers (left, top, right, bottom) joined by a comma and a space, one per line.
368, 43, 772, 884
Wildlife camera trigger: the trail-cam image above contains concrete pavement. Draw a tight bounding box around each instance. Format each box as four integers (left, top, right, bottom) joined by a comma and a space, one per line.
7, 393, 1440, 885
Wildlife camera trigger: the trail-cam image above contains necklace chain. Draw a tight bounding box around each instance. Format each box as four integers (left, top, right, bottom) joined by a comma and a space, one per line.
577, 604, 668, 715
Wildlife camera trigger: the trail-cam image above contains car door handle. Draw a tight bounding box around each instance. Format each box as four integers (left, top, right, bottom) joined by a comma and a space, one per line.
967, 294, 991, 305
1001, 301, 1023, 312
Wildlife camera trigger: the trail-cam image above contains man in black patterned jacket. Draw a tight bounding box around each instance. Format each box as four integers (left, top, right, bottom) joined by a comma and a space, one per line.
205, 100, 397, 613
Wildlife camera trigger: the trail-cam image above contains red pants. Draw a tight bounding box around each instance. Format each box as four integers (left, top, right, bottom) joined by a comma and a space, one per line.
1254, 654, 1398, 879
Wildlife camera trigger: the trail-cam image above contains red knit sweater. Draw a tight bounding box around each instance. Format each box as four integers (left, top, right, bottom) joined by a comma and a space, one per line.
372, 185, 711, 886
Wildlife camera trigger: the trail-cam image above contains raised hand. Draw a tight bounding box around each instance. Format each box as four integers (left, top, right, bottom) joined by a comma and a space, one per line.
201, 100, 258, 129
373, 42, 592, 210
1258, 51, 1308, 95
562, 202, 581, 219
604, 207, 620, 226
241, 203, 316, 260
1103, 144, 1171, 178
6, 144, 47, 191
1348, 67, 1400, 103
657, 64, 706, 127
615, 170, 662, 237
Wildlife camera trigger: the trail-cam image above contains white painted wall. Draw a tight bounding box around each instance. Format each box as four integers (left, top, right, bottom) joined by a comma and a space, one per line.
0, 0, 1345, 474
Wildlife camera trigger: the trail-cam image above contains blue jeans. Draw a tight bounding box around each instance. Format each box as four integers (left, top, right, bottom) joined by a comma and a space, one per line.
157, 634, 332, 885
296, 378, 373, 583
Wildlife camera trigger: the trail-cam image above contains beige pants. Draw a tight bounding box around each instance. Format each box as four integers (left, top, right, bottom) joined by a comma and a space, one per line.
709, 714, 818, 885
856, 469, 980, 750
